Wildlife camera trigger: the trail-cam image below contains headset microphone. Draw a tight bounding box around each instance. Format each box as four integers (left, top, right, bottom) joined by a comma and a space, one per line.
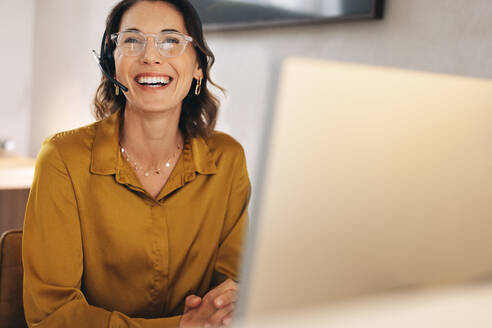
91, 50, 129, 92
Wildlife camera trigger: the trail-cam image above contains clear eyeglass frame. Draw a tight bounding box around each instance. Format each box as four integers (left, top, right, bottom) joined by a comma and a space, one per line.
110, 30, 194, 58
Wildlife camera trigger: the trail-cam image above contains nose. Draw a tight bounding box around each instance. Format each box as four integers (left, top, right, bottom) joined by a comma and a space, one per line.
141, 36, 162, 64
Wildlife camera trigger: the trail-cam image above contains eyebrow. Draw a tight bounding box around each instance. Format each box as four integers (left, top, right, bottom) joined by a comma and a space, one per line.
124, 28, 180, 33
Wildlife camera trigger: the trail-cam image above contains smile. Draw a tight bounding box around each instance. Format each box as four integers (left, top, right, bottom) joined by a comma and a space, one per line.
134, 74, 173, 88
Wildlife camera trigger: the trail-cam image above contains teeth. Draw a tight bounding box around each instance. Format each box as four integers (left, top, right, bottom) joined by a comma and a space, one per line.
137, 75, 170, 85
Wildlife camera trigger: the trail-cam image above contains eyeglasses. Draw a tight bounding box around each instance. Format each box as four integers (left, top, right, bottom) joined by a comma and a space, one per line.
111, 30, 194, 58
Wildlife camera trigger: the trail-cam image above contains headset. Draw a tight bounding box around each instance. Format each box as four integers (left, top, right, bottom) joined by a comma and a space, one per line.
91, 31, 129, 92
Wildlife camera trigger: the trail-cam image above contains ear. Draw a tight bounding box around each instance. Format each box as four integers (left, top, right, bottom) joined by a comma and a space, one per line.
193, 63, 203, 80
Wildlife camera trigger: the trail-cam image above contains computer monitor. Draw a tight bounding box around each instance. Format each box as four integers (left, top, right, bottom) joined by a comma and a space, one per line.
237, 57, 492, 323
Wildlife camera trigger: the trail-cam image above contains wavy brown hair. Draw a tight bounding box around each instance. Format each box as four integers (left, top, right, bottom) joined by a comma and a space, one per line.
92, 0, 223, 139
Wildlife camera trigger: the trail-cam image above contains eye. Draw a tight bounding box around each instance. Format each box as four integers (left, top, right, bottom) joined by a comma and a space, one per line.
163, 37, 180, 45
118, 32, 145, 46
123, 37, 143, 44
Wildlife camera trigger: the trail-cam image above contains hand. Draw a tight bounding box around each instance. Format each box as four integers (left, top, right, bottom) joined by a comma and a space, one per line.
180, 279, 239, 328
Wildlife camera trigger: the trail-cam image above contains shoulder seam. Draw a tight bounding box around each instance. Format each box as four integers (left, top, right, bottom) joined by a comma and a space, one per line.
49, 121, 99, 141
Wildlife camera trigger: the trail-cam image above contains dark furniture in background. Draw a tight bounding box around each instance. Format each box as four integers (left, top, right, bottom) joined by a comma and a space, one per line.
0, 190, 29, 236
0, 229, 27, 328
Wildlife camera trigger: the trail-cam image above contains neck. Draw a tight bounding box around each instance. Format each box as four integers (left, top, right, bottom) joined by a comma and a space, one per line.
120, 105, 184, 166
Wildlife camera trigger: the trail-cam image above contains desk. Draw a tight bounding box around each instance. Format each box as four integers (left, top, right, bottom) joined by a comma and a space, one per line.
237, 280, 492, 327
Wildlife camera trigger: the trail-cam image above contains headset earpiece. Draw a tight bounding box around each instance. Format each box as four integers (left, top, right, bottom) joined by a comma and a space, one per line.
93, 30, 128, 92
99, 31, 114, 74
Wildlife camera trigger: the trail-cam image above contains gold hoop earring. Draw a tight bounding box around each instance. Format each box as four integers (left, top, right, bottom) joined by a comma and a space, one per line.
194, 78, 202, 96
115, 84, 120, 96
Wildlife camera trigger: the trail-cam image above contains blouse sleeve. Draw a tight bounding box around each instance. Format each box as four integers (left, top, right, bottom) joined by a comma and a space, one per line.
213, 147, 251, 285
22, 139, 181, 328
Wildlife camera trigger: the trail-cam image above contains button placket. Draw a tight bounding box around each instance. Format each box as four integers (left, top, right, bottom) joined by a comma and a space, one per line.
149, 203, 170, 310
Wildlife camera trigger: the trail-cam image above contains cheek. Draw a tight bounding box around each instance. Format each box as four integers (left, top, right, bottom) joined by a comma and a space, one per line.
177, 69, 196, 97
177, 57, 199, 88
114, 52, 129, 80
181, 68, 195, 84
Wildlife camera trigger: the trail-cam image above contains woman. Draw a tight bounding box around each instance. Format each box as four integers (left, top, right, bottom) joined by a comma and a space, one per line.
22, 0, 250, 327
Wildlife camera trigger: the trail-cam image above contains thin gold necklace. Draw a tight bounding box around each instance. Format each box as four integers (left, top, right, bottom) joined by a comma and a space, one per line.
120, 143, 182, 177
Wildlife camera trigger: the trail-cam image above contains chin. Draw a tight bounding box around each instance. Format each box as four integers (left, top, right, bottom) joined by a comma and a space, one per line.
130, 101, 181, 115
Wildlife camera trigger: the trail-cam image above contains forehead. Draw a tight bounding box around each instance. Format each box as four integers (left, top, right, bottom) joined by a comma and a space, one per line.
119, 1, 187, 33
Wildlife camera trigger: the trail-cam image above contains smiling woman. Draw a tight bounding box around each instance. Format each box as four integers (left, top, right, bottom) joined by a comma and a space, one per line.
22, 1, 250, 328
93, 0, 222, 140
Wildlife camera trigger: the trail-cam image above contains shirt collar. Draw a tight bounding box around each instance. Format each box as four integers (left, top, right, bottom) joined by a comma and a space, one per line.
90, 110, 217, 176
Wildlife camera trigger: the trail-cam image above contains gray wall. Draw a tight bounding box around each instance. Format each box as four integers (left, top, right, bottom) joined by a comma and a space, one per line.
5, 0, 492, 206
29, 0, 117, 154
0, 0, 34, 156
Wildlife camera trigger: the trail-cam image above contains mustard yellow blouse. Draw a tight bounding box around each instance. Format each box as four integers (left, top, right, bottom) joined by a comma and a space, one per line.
22, 111, 251, 327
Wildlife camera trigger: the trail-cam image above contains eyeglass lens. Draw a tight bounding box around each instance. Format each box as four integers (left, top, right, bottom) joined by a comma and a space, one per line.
116, 32, 188, 57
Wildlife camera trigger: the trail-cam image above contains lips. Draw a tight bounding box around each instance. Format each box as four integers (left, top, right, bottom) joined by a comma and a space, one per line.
134, 73, 173, 88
